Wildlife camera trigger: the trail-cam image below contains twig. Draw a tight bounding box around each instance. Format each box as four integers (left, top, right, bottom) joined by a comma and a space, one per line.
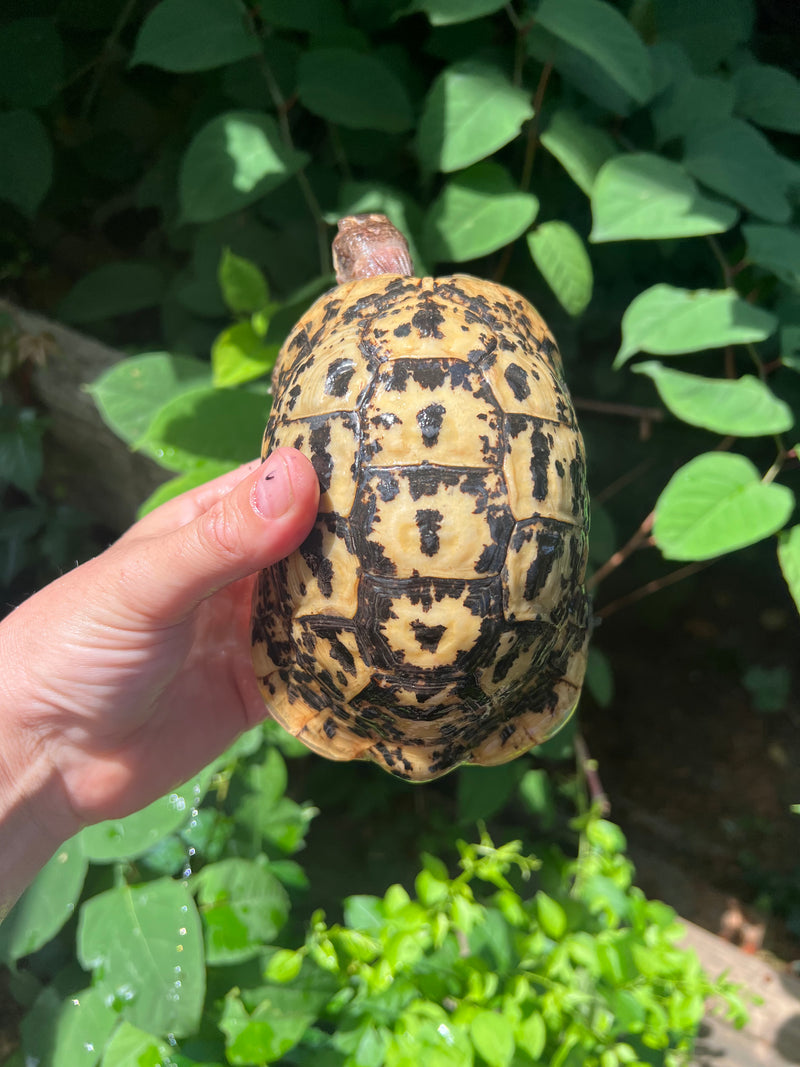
573, 397, 664, 422
80, 0, 139, 119
595, 560, 712, 620
587, 511, 654, 591
575, 733, 610, 815
592, 458, 654, 507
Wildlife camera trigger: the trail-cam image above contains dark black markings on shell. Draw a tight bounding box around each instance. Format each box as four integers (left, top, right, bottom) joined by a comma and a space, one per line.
251, 274, 589, 781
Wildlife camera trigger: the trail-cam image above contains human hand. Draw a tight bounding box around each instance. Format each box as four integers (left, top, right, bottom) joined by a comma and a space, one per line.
0, 449, 319, 887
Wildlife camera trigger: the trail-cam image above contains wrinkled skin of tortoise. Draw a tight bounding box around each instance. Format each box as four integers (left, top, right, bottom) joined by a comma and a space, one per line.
251, 273, 590, 781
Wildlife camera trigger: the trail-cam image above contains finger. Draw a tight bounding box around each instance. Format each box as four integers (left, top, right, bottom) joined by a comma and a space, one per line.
111, 447, 319, 624
122, 459, 262, 540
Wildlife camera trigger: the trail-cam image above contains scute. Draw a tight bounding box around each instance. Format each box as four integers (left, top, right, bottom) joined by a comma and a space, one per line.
251, 272, 590, 781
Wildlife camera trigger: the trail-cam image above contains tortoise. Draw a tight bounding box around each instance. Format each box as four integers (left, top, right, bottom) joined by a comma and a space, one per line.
251, 214, 589, 782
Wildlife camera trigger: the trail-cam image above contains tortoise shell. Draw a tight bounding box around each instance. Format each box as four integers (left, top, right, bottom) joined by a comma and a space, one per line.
251, 223, 589, 782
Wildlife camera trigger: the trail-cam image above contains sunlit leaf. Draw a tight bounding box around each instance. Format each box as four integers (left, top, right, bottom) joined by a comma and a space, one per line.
653, 452, 795, 561
88, 353, 210, 445
540, 108, 617, 195
615, 285, 776, 367
136, 385, 268, 471
21, 985, 117, 1067
470, 1010, 515, 1067
778, 524, 800, 614
100, 1020, 173, 1066
78, 878, 205, 1038
527, 221, 593, 316
416, 59, 534, 173
633, 361, 794, 436
212, 321, 279, 388
179, 111, 308, 223
536, 0, 653, 104
425, 160, 538, 261
591, 154, 738, 243
195, 857, 290, 964
131, 0, 258, 72
409, 0, 505, 24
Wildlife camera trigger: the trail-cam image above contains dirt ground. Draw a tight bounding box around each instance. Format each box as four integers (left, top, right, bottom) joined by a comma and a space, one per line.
583, 558, 800, 967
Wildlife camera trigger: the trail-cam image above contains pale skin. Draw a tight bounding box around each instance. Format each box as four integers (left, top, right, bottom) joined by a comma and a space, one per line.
0, 448, 319, 917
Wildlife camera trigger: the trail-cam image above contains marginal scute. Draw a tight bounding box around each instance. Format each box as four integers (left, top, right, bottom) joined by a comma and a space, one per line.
252, 269, 590, 782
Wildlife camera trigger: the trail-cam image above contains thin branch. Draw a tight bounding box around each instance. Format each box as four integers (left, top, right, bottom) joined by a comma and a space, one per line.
595, 560, 711, 620
575, 733, 610, 815
587, 511, 654, 592
592, 458, 654, 508
573, 397, 664, 421
706, 235, 733, 289
79, 0, 139, 119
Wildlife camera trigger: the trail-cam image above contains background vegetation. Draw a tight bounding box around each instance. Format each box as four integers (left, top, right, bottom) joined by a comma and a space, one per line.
1, 0, 798, 1063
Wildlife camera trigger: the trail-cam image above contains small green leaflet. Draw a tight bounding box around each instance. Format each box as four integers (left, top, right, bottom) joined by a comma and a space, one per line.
58, 262, 165, 323
778, 525, 800, 614
416, 59, 534, 174
591, 154, 738, 243
684, 117, 792, 224
540, 108, 617, 196
633, 362, 794, 436
297, 48, 413, 131
218, 248, 269, 314
424, 160, 538, 262
179, 111, 308, 224
77, 878, 205, 1038
527, 221, 593, 317
130, 0, 259, 72
212, 322, 279, 388
614, 285, 777, 368
743, 224, 800, 289
732, 63, 800, 134
653, 452, 795, 561
0, 108, 52, 216
536, 0, 653, 105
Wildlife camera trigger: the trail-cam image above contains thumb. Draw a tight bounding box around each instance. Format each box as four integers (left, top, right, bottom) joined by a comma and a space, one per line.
116, 447, 319, 624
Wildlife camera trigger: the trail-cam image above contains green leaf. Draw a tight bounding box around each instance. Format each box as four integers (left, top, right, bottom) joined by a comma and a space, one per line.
457, 763, 524, 824
732, 62, 800, 133
131, 0, 258, 72
258, 0, 346, 31
410, 0, 506, 24
527, 221, 593, 316
0, 836, 87, 963
470, 1010, 515, 1067
79, 772, 210, 862
220, 984, 324, 1065
218, 248, 269, 314
21, 985, 118, 1067
58, 263, 165, 323
742, 664, 791, 714
652, 0, 753, 73
743, 224, 800, 289
518, 769, 556, 828
297, 48, 413, 131
0, 407, 44, 495
0, 18, 64, 107
778, 525, 800, 614
684, 118, 791, 224
653, 452, 795, 562
195, 857, 290, 964
536, 892, 568, 939
265, 948, 305, 983
425, 160, 538, 262
652, 73, 735, 144
416, 59, 534, 173
540, 108, 617, 195
585, 646, 614, 708
212, 322, 280, 388
100, 1020, 173, 1066
633, 362, 794, 436
137, 385, 268, 472
614, 285, 777, 368
137, 460, 235, 517
179, 111, 308, 224
0, 109, 52, 216
591, 154, 738, 243
88, 352, 210, 445
77, 878, 205, 1038
536, 0, 653, 105
516, 1013, 546, 1060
